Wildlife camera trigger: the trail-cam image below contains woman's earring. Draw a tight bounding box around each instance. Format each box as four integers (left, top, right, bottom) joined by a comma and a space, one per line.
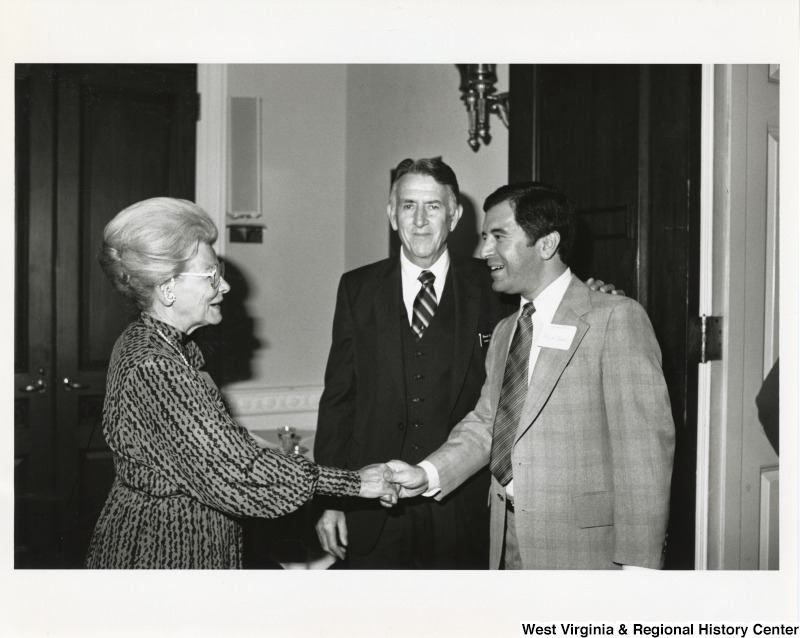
162, 279, 177, 303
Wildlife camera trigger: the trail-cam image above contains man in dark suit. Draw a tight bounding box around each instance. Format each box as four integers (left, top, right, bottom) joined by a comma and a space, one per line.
313, 157, 514, 568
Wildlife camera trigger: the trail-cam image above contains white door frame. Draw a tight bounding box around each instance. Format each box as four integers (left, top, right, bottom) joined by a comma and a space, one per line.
697, 64, 784, 571
694, 63, 715, 570
195, 64, 229, 256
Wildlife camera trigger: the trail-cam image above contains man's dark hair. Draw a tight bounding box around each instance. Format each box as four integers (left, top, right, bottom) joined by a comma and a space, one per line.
483, 181, 575, 263
391, 157, 460, 203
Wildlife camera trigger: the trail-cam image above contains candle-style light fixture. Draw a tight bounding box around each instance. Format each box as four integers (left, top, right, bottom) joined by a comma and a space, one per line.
459, 64, 509, 152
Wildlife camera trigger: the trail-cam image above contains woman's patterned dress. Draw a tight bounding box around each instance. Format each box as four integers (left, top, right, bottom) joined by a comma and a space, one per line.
85, 314, 360, 568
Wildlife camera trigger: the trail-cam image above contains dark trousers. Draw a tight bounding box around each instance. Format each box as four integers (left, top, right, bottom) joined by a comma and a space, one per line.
345, 498, 464, 570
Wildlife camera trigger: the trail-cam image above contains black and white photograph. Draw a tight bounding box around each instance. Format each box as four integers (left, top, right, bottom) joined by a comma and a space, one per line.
2, 1, 798, 636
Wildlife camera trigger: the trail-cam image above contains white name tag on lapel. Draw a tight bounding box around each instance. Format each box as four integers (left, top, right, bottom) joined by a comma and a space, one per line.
538, 324, 577, 350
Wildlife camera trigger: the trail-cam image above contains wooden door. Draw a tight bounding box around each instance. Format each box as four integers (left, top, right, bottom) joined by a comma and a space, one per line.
738, 65, 779, 570
14, 64, 198, 567
15, 67, 58, 568
509, 64, 701, 568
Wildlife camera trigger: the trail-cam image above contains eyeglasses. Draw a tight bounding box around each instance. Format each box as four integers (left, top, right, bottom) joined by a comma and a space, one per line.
177, 261, 225, 289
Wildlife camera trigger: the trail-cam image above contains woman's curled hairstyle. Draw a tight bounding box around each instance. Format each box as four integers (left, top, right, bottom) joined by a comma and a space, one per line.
98, 197, 217, 311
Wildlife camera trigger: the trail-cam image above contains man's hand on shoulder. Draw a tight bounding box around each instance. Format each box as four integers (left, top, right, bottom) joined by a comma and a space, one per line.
586, 277, 625, 296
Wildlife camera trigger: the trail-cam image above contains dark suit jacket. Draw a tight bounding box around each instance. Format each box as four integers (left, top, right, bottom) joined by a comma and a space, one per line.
314, 252, 515, 555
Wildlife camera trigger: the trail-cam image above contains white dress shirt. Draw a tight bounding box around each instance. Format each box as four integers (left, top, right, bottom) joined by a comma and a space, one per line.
497, 267, 572, 501
399, 249, 450, 326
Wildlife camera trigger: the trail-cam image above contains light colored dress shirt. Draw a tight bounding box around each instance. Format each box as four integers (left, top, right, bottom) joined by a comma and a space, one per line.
509, 266, 573, 499
399, 249, 450, 325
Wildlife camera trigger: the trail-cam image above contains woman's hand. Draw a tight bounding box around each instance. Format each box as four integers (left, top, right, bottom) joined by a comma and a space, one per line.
357, 463, 398, 504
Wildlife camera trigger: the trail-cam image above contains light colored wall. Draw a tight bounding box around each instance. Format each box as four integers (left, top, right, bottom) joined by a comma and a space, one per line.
217, 64, 511, 435
224, 65, 347, 424
344, 64, 509, 271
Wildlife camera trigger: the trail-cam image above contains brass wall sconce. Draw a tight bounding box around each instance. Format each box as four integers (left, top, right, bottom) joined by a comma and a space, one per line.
458, 64, 509, 152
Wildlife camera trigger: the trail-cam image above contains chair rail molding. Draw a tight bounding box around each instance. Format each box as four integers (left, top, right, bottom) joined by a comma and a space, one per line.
223, 385, 324, 417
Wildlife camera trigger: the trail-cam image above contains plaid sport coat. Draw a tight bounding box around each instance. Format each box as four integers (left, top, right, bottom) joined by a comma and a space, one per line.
425, 275, 675, 569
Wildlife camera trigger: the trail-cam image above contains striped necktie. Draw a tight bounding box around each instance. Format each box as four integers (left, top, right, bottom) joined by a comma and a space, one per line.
489, 302, 535, 486
411, 270, 437, 340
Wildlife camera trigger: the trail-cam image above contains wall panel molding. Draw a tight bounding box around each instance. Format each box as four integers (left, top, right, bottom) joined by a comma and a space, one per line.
759, 466, 779, 569
223, 385, 323, 417
763, 125, 779, 376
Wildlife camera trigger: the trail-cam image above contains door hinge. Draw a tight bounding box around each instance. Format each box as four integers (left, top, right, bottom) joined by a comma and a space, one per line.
688, 315, 722, 364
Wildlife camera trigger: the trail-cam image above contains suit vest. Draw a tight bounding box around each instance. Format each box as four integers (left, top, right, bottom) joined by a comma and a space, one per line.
399, 277, 456, 465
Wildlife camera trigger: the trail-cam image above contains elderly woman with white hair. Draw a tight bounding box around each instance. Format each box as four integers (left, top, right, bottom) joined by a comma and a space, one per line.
85, 197, 395, 569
